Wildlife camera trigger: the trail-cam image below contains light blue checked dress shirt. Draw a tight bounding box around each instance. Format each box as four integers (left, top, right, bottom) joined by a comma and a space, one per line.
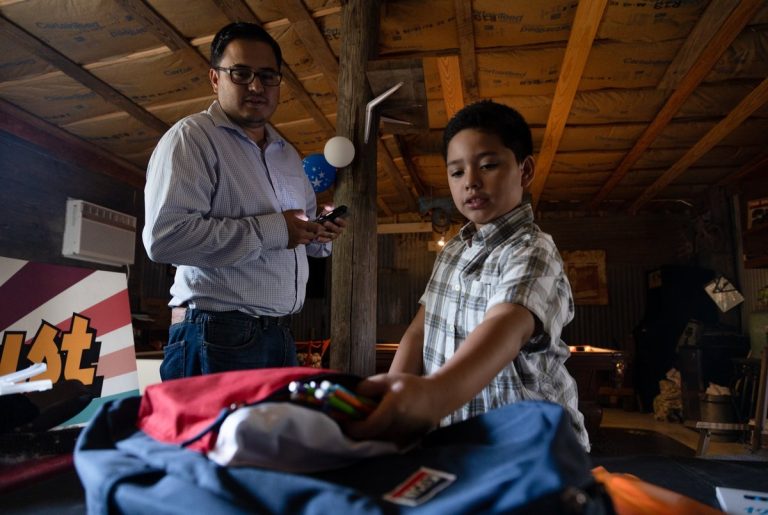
421, 203, 589, 450
143, 101, 331, 317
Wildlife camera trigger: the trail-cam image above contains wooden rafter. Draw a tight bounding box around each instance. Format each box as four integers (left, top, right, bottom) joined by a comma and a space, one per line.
631, 76, 768, 214
437, 55, 464, 120
0, 15, 169, 134
453, 0, 478, 103
280, 0, 340, 96
589, 0, 765, 210
388, 134, 427, 197
529, 0, 607, 210
377, 140, 419, 213
118, 0, 335, 142
377, 222, 432, 234
656, 0, 740, 90
210, 0, 259, 23
717, 152, 768, 186
377, 197, 394, 217
281, 69, 336, 135
0, 99, 146, 188
114, 0, 193, 53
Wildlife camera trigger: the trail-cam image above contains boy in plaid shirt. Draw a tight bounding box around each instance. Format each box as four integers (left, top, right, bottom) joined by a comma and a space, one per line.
347, 100, 589, 450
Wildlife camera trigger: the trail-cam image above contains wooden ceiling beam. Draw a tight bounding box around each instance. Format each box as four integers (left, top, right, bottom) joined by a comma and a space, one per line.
717, 152, 768, 186
437, 55, 465, 120
377, 197, 394, 218
114, 0, 192, 53
280, 0, 340, 96
212, 0, 335, 137
210, 0, 260, 23
377, 222, 432, 234
589, 0, 765, 211
281, 68, 336, 135
631, 76, 768, 213
453, 0, 479, 103
377, 140, 419, 213
529, 0, 608, 210
0, 15, 169, 134
389, 134, 427, 197
0, 99, 146, 188
656, 0, 740, 90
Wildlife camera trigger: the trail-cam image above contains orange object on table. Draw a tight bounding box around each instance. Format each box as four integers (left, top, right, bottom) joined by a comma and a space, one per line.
592, 466, 724, 515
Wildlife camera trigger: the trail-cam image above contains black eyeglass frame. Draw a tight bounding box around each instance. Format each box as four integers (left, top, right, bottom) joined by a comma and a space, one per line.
213, 66, 283, 87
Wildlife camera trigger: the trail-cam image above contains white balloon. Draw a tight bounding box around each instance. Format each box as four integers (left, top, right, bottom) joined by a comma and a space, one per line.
323, 136, 355, 168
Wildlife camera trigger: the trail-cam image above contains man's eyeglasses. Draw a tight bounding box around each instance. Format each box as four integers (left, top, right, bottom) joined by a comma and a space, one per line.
214, 66, 282, 87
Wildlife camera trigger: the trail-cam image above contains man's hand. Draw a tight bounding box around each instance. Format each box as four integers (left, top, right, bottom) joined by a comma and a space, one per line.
283, 210, 322, 248
313, 213, 348, 244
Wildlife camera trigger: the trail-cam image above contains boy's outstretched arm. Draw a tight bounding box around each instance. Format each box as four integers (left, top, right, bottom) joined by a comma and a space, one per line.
388, 305, 425, 375
344, 302, 536, 445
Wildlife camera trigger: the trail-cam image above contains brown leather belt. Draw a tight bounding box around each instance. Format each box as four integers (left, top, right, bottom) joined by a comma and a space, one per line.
170, 307, 290, 327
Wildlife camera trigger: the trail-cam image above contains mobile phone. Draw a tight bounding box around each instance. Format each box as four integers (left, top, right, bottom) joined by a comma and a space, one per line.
313, 205, 349, 224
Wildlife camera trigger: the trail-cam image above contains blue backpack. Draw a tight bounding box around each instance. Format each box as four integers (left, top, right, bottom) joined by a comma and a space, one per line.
74, 370, 612, 514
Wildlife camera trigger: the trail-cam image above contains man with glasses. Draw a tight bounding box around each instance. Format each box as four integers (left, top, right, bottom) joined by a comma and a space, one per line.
143, 22, 347, 380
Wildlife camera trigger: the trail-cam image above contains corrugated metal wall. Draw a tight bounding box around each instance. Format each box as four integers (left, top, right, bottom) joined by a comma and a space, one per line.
292, 213, 767, 355
741, 268, 768, 355
373, 230, 657, 352
741, 268, 768, 315
562, 264, 648, 348
377, 232, 435, 328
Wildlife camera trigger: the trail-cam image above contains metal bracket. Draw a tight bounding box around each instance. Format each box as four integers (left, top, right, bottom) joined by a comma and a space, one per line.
364, 81, 404, 144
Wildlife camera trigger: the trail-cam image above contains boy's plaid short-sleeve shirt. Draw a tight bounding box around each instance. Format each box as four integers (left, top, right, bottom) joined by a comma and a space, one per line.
421, 203, 589, 449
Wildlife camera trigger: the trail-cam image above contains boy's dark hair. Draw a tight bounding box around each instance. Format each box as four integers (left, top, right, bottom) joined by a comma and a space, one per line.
442, 100, 533, 162
210, 22, 282, 68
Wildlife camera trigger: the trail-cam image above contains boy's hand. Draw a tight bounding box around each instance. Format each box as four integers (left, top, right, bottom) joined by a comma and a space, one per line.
341, 373, 440, 447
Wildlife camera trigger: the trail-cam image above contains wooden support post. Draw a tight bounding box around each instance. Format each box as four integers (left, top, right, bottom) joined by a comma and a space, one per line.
330, 0, 381, 376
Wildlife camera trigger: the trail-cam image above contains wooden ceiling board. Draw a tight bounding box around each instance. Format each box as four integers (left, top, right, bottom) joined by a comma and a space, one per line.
0, 0, 764, 219
0, 0, 162, 63
0, 35, 53, 80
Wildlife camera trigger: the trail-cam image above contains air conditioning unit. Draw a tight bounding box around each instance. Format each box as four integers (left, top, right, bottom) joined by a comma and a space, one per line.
62, 199, 137, 266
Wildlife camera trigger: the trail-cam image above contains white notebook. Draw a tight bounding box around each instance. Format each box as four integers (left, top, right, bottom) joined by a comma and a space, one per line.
716, 486, 768, 514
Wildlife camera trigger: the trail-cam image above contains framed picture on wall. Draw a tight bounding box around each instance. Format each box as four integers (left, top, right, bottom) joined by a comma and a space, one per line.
747, 197, 768, 230
561, 250, 608, 305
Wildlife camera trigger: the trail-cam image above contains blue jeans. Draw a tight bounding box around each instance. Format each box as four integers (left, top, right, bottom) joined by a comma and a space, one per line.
159, 309, 298, 381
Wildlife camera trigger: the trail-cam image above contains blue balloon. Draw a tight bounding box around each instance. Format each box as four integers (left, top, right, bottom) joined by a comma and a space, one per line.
302, 153, 336, 193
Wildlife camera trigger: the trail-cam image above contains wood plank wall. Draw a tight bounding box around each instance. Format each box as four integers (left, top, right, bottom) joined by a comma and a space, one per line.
0, 133, 139, 263
0, 132, 149, 309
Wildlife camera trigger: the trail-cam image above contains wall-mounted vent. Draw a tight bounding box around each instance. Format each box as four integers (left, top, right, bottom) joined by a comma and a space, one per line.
62, 199, 136, 266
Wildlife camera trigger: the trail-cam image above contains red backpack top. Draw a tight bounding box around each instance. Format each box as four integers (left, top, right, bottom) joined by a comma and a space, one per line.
137, 367, 355, 451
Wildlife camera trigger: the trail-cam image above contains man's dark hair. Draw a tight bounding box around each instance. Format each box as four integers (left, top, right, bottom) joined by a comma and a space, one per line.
210, 22, 282, 68
442, 100, 533, 162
